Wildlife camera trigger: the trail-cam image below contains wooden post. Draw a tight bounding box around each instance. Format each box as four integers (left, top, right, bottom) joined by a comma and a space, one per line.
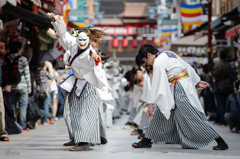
207, 0, 212, 62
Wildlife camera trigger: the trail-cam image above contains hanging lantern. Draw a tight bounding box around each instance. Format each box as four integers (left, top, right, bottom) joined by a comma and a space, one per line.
141, 37, 147, 45
148, 9, 155, 20
93, 1, 100, 12
112, 37, 119, 48
122, 37, 128, 48
83, 3, 89, 14
132, 37, 137, 48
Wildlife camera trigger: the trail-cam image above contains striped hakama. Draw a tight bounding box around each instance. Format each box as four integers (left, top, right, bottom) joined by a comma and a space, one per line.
145, 82, 218, 149
62, 83, 101, 145
139, 105, 157, 134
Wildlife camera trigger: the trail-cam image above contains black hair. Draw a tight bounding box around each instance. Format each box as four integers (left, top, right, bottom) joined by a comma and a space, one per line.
135, 54, 145, 67
235, 80, 240, 91
138, 44, 159, 59
129, 66, 142, 90
2, 78, 11, 87
124, 70, 132, 82
219, 50, 228, 60
9, 41, 22, 54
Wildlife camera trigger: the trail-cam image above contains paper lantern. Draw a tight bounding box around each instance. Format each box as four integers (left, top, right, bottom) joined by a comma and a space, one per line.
112, 37, 119, 48
132, 37, 137, 48
141, 37, 147, 45
122, 37, 128, 48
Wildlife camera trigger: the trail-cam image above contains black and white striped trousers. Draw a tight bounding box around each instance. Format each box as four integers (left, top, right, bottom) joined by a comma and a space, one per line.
145, 82, 218, 149
62, 83, 101, 145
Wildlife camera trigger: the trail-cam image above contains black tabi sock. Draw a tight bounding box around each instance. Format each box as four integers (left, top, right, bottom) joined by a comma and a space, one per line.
215, 136, 225, 144
137, 129, 143, 134
141, 137, 151, 144
77, 142, 88, 146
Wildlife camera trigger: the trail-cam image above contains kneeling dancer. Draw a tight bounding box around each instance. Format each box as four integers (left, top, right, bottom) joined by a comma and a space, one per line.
132, 44, 228, 150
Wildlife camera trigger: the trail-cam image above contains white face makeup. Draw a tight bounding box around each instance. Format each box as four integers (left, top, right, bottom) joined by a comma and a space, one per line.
77, 32, 89, 49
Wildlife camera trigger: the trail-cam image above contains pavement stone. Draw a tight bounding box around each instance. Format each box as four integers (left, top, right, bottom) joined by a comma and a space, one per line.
0, 114, 240, 159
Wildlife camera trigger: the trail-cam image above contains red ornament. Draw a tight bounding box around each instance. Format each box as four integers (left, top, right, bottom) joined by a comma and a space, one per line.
141, 37, 147, 45
112, 37, 119, 48
132, 38, 137, 48
122, 37, 128, 48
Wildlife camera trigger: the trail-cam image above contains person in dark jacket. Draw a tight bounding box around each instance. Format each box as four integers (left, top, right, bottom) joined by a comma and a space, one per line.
2, 79, 22, 134
224, 80, 240, 132
212, 51, 234, 125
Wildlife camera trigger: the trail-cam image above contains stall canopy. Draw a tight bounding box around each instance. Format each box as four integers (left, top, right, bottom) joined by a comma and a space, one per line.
225, 24, 240, 39
170, 34, 215, 55
2, 2, 52, 29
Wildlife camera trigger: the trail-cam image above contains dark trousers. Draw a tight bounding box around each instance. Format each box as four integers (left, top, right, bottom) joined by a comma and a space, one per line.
214, 93, 229, 124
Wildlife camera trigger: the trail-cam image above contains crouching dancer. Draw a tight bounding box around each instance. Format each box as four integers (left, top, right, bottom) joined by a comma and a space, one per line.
132, 44, 228, 150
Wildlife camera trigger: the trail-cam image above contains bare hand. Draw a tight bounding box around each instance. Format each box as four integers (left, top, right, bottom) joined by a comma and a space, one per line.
197, 81, 209, 89
28, 90, 32, 94
147, 104, 153, 119
48, 13, 56, 22
91, 53, 100, 61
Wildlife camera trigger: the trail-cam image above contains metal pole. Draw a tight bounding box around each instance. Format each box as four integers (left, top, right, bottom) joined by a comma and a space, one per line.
207, 0, 212, 62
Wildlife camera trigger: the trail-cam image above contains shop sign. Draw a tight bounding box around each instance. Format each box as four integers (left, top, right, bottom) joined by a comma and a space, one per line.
162, 19, 178, 26
177, 46, 206, 54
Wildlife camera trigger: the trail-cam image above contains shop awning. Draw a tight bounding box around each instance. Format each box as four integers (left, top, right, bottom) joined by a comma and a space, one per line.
2, 2, 52, 29
211, 16, 222, 29
170, 34, 215, 55
225, 24, 240, 39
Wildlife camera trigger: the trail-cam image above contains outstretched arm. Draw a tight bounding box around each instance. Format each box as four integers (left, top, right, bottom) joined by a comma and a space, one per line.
49, 13, 78, 53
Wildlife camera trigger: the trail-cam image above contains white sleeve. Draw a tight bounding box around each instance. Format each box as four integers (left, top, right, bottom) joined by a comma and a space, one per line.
180, 58, 200, 86
51, 20, 78, 53
149, 65, 174, 119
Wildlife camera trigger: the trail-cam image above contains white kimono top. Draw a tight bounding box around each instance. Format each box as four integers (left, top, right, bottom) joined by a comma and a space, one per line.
132, 85, 143, 109
149, 51, 204, 120
52, 20, 107, 98
140, 72, 151, 103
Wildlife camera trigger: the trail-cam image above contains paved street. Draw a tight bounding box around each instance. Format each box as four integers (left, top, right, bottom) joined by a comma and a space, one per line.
0, 114, 240, 159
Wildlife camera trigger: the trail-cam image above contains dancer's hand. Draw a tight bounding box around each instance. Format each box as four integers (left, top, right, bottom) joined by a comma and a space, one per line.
197, 81, 209, 88
48, 13, 56, 22
147, 104, 153, 119
91, 52, 100, 61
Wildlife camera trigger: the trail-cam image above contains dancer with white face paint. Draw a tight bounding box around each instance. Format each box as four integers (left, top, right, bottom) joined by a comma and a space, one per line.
49, 13, 112, 151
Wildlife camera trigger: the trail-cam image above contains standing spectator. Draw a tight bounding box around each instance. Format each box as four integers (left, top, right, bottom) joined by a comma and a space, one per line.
224, 80, 240, 132
0, 59, 9, 141
203, 63, 216, 121
6, 41, 31, 131
34, 62, 53, 125
2, 79, 23, 134
212, 51, 234, 125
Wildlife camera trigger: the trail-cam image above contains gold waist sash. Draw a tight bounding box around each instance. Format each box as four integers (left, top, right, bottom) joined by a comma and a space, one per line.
169, 70, 189, 86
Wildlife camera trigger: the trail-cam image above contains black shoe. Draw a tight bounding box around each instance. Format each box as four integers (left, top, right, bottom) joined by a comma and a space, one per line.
213, 136, 229, 150
132, 141, 152, 148
132, 138, 152, 148
213, 142, 229, 150
125, 122, 132, 126
131, 123, 138, 128
63, 139, 75, 146
27, 122, 34, 129
138, 133, 145, 139
101, 137, 108, 144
